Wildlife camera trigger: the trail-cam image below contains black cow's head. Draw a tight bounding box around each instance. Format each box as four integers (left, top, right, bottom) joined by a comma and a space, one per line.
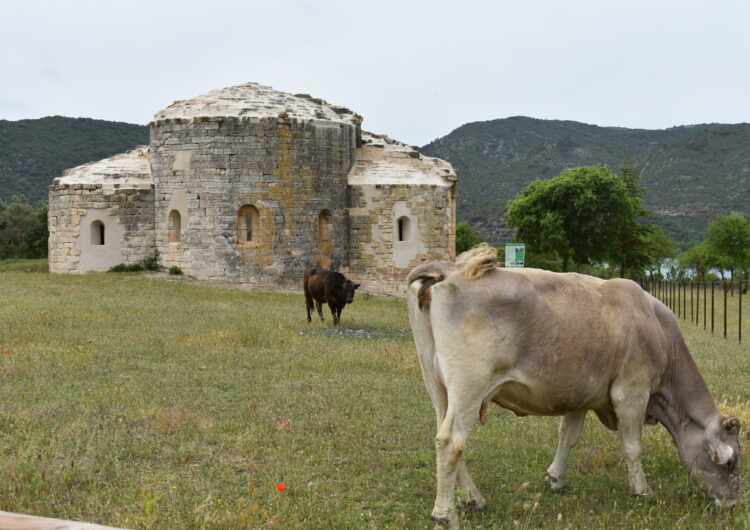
344, 280, 361, 304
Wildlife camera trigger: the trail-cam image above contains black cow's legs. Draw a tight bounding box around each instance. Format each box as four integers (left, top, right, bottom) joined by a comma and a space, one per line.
315, 301, 324, 321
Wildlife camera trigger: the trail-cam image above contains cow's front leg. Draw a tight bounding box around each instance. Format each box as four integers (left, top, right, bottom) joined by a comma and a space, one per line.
546, 408, 587, 491
316, 301, 324, 321
329, 303, 340, 325
612, 388, 652, 495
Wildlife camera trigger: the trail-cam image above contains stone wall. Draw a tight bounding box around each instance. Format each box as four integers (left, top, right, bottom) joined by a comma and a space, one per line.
149, 116, 358, 288
346, 182, 456, 297
48, 183, 156, 273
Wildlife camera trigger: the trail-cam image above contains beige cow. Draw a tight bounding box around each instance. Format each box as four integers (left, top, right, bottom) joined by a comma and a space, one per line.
407, 244, 740, 528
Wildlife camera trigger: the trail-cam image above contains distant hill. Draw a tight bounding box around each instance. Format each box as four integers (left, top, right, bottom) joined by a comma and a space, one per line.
0, 116, 149, 205
422, 117, 750, 248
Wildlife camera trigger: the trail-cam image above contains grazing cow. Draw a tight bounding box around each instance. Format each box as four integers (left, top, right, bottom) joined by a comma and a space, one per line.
407, 244, 741, 528
304, 266, 360, 325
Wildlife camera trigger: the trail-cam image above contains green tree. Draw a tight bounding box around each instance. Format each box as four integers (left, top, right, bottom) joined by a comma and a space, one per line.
640, 226, 676, 278
610, 157, 668, 279
24, 202, 49, 258
506, 166, 632, 271
704, 214, 750, 279
678, 243, 716, 281
455, 221, 483, 254
0, 196, 43, 259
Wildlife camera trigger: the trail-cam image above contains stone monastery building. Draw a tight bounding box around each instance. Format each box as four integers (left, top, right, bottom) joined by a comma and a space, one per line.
48, 83, 457, 297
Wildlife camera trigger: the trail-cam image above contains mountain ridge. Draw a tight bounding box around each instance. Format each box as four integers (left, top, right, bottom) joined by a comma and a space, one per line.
422, 116, 750, 247
0, 116, 149, 204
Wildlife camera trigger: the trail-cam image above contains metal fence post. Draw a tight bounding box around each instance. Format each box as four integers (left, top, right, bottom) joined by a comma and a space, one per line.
723, 280, 728, 340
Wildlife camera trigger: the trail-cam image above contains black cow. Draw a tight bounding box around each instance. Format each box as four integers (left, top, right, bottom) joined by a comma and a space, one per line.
303, 266, 360, 325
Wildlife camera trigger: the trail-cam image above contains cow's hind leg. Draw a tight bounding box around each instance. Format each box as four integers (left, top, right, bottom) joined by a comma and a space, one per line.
317, 302, 325, 321
431, 398, 484, 514
545, 408, 587, 491
612, 386, 652, 496
305, 295, 314, 323
457, 458, 485, 510
432, 396, 483, 528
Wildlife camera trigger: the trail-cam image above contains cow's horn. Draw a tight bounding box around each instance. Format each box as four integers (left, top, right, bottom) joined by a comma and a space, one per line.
722, 416, 740, 432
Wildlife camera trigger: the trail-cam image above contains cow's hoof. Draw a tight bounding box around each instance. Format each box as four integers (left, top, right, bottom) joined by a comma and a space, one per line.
431, 512, 459, 529
461, 496, 485, 511
545, 472, 567, 492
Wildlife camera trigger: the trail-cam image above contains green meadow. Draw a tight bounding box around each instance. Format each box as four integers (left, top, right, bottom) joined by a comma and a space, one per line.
1, 262, 749, 529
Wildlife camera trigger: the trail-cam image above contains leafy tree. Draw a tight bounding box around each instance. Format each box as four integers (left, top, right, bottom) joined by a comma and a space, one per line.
610, 157, 668, 279
506, 166, 633, 271
704, 214, 750, 279
640, 226, 676, 278
0, 196, 45, 259
678, 243, 716, 281
24, 202, 49, 258
455, 221, 483, 254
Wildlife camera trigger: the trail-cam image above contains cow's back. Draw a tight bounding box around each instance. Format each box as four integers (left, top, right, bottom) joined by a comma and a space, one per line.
417, 266, 669, 418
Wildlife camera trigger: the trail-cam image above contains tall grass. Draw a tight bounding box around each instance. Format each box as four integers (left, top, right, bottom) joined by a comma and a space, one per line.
0, 267, 749, 528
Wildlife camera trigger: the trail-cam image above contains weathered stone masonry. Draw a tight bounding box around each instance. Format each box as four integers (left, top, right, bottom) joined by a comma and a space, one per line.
49, 83, 456, 298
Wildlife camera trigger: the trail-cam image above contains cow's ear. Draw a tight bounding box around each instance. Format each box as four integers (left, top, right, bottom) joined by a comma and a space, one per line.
722, 416, 740, 433
354, 283, 361, 290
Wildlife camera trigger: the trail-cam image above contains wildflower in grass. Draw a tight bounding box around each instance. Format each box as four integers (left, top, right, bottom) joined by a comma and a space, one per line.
276, 483, 286, 492
282, 419, 290, 424
2, 348, 11, 356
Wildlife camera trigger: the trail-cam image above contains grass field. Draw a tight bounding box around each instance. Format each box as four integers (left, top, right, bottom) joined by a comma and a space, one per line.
1, 263, 750, 529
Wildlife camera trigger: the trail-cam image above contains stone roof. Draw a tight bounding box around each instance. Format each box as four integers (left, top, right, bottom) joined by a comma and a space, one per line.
152, 82, 362, 126
347, 131, 457, 187
55, 146, 152, 189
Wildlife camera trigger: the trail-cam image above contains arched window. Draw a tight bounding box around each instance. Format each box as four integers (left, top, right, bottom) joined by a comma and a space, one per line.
168, 210, 181, 243
397, 216, 411, 242
238, 204, 260, 244
318, 210, 332, 244
91, 220, 105, 245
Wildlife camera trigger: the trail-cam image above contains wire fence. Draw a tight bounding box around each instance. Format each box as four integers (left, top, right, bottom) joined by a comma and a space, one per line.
640, 279, 749, 343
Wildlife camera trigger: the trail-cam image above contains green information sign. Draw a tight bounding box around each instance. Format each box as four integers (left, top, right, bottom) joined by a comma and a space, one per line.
504, 243, 525, 268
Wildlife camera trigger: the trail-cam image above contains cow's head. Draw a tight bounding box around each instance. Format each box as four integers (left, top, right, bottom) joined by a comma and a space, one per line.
344, 280, 361, 304
686, 415, 741, 506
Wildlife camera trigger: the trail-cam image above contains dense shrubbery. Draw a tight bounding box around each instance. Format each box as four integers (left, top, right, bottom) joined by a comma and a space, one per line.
0, 197, 48, 259
108, 252, 161, 273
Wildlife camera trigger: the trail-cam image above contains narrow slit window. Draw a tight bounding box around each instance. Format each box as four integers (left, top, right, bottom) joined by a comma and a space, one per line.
238, 205, 260, 243
91, 220, 105, 245
168, 210, 182, 243
397, 216, 410, 242
245, 213, 253, 241
318, 210, 332, 243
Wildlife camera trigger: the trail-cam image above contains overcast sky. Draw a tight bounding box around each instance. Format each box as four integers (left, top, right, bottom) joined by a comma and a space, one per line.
2, 0, 749, 146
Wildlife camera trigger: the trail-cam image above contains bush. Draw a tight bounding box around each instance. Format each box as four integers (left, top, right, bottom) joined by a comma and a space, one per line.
168, 266, 183, 276
456, 222, 483, 254
141, 251, 160, 271
108, 263, 144, 273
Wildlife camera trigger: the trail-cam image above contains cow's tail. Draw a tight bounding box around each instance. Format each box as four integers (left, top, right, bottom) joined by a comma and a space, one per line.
406, 266, 449, 424
407, 262, 451, 310
456, 243, 498, 281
